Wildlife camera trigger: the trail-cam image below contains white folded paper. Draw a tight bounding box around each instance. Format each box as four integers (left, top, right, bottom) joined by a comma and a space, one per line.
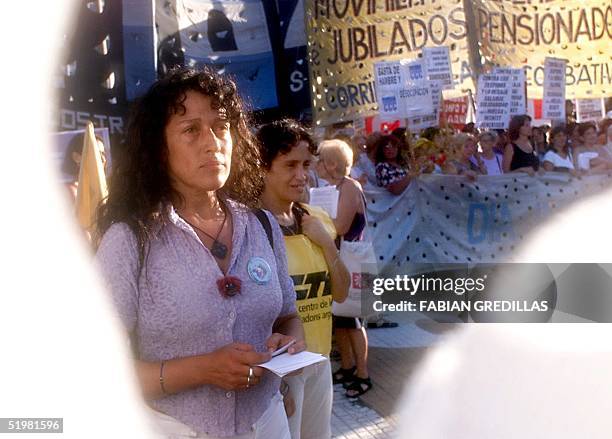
258, 351, 326, 377
308, 186, 339, 219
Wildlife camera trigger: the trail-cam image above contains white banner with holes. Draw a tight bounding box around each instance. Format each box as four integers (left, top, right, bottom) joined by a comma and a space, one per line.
364, 174, 612, 266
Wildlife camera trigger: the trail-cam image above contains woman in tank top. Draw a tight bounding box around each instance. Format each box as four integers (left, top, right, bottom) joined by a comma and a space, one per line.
317, 138, 373, 398
503, 114, 540, 175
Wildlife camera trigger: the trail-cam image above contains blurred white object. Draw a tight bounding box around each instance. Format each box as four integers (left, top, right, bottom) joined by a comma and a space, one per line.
0, 1, 154, 437
397, 190, 612, 438
397, 324, 612, 439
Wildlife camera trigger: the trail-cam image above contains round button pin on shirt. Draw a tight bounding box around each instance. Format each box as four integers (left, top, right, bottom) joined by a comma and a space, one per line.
247, 257, 272, 285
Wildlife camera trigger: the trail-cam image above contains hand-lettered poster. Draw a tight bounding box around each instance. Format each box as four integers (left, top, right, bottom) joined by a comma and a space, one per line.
543, 57, 567, 120
440, 96, 469, 129
476, 72, 513, 129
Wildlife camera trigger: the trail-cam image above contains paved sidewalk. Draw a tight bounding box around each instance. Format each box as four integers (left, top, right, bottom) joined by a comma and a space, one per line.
331, 385, 395, 439
330, 312, 459, 438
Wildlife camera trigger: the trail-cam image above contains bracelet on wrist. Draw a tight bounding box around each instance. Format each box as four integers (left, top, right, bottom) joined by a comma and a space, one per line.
160, 361, 169, 395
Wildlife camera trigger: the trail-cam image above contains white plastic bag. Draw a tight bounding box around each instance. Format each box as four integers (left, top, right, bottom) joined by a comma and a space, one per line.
332, 238, 378, 318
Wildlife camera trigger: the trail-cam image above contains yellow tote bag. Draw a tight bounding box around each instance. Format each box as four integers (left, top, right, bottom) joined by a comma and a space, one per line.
284, 205, 336, 356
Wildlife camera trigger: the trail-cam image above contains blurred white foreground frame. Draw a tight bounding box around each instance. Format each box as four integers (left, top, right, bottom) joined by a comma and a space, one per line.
396, 325, 612, 438
397, 191, 612, 438
0, 1, 155, 437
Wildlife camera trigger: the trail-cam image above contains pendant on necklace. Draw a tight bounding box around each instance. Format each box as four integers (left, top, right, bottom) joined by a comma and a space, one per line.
211, 240, 228, 259
217, 275, 242, 298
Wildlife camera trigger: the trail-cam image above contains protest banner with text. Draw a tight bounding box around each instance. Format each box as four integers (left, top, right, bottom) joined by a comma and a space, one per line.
305, 0, 472, 126
473, 0, 612, 100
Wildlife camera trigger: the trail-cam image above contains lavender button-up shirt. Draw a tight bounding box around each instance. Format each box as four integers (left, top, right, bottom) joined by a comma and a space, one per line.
96, 201, 296, 437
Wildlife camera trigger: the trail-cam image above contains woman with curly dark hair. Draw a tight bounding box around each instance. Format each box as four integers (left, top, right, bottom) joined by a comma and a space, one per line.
95, 67, 304, 438
374, 134, 416, 195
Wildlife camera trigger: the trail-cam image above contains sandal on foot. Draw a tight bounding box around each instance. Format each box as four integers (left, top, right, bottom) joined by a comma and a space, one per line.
367, 318, 398, 329
332, 366, 356, 386
345, 377, 372, 398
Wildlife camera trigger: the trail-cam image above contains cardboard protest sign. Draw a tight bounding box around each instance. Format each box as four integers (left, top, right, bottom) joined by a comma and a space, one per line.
576, 98, 606, 123
543, 57, 567, 121
492, 67, 527, 116
401, 59, 435, 119
374, 61, 403, 118
440, 96, 469, 129
406, 81, 441, 131
476, 73, 512, 129
423, 46, 454, 90
374, 59, 434, 119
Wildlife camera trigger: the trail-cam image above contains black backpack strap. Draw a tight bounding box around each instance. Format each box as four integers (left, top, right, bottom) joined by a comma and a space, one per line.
253, 208, 274, 251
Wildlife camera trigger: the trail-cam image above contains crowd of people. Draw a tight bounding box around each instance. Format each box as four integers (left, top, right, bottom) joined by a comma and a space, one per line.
339, 116, 612, 193
89, 65, 612, 439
